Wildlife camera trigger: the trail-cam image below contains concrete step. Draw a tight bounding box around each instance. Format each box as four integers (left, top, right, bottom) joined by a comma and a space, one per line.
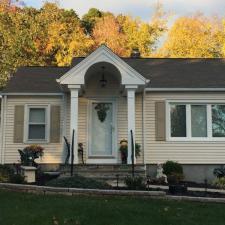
59, 164, 146, 182
60, 164, 146, 172
61, 173, 145, 179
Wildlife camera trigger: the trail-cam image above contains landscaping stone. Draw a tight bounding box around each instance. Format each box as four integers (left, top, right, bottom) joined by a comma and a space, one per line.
1, 183, 225, 203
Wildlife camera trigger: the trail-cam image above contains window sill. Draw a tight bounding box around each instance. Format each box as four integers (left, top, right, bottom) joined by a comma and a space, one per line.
24, 140, 49, 144
167, 138, 225, 142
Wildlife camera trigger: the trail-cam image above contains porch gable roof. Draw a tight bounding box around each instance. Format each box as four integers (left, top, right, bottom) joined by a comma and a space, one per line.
57, 45, 148, 86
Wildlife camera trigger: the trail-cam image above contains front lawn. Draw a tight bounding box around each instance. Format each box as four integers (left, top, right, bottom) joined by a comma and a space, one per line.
0, 190, 225, 225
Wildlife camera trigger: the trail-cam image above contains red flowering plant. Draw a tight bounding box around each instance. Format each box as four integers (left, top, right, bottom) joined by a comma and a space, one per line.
18, 145, 44, 167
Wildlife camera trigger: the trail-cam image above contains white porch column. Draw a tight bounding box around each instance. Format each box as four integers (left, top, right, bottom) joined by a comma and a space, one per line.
69, 85, 81, 164
126, 85, 138, 164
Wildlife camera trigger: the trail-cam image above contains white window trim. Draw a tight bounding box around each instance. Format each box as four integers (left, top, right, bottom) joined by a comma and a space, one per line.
24, 104, 50, 144
166, 100, 225, 142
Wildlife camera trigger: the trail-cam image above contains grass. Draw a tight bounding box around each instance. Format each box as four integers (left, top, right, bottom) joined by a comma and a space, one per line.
0, 190, 225, 225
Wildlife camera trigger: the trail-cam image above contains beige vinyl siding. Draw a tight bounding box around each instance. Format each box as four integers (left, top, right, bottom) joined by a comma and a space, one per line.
116, 95, 144, 164
65, 96, 88, 163
135, 94, 144, 164
145, 92, 225, 164
4, 96, 64, 164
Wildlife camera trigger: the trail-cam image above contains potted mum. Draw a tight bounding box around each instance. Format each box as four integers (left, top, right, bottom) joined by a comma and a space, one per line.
18, 145, 44, 183
119, 139, 141, 164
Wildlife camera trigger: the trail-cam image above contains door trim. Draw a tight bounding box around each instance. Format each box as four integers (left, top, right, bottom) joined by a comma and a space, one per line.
87, 98, 118, 164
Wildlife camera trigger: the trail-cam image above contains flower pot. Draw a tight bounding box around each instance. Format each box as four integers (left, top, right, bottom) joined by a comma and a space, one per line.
169, 184, 187, 195
121, 152, 127, 164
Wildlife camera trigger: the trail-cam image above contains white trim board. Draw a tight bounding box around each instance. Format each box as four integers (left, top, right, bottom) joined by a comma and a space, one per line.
24, 104, 50, 144
0, 96, 4, 164
87, 98, 118, 164
166, 100, 225, 142
1, 93, 64, 96
1, 96, 7, 164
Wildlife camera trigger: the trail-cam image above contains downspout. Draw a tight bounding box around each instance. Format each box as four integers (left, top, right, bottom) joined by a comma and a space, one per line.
142, 79, 150, 166
3, 95, 7, 165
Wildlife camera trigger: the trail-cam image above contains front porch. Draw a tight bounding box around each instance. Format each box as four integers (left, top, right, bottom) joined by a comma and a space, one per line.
59, 45, 149, 165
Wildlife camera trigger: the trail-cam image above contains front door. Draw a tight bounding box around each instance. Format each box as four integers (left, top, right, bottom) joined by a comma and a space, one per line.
88, 100, 117, 163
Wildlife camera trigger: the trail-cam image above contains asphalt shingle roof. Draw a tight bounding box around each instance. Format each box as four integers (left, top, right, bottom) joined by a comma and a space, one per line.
3, 58, 225, 93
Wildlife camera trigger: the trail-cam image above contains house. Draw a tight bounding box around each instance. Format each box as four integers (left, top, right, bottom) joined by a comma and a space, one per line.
1, 45, 225, 183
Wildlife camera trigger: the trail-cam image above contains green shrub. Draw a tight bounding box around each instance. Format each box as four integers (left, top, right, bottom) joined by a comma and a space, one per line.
163, 161, 184, 184
163, 161, 183, 176
0, 165, 25, 184
10, 174, 25, 184
124, 176, 146, 190
45, 174, 111, 189
213, 177, 225, 189
0, 165, 14, 182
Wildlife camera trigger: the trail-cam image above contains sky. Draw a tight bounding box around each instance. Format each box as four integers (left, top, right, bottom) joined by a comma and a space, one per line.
24, 0, 225, 21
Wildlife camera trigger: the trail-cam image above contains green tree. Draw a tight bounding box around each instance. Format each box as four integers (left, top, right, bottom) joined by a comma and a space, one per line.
81, 8, 103, 35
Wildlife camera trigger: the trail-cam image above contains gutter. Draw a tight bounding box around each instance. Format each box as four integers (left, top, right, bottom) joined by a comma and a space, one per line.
145, 88, 225, 92
141, 81, 150, 165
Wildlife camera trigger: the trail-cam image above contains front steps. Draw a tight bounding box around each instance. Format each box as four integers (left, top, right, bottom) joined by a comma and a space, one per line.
60, 164, 146, 186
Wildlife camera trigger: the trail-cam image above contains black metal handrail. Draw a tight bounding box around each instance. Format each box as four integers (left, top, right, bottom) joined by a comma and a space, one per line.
70, 129, 75, 177
130, 129, 135, 178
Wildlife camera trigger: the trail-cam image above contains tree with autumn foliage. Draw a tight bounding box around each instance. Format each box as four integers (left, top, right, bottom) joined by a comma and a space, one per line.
92, 15, 128, 56
0, 2, 93, 87
4, 2, 225, 89
158, 14, 224, 58
92, 2, 167, 57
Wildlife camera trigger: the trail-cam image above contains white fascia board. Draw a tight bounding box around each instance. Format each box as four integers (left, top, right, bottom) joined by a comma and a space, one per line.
1, 93, 64, 96
58, 45, 148, 86
145, 88, 225, 92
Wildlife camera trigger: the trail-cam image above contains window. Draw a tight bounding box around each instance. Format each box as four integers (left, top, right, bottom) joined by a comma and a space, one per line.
25, 106, 49, 142
170, 104, 186, 137
212, 105, 225, 137
168, 102, 225, 141
191, 105, 207, 137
